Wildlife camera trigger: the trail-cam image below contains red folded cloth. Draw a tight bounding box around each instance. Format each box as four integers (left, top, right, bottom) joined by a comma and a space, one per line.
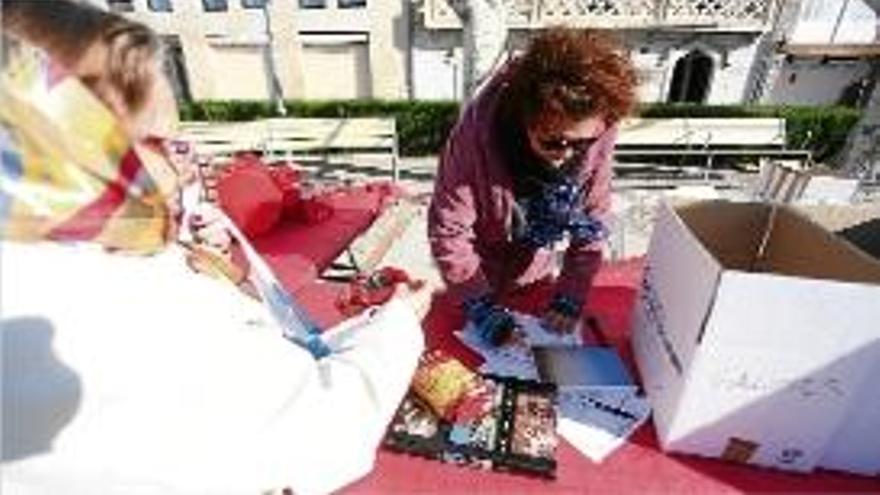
266, 161, 334, 225
216, 153, 336, 236
216, 156, 283, 238
266, 165, 304, 219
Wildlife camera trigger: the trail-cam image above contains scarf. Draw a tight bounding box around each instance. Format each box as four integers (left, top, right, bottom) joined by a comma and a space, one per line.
0, 37, 171, 254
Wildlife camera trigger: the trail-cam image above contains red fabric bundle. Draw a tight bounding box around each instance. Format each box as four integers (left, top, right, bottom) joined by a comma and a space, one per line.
266, 165, 304, 219
295, 197, 334, 225
216, 153, 334, 235
216, 155, 283, 238
264, 160, 334, 225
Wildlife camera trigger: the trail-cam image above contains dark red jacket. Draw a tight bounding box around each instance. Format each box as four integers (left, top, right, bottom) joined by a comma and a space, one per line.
427, 67, 616, 306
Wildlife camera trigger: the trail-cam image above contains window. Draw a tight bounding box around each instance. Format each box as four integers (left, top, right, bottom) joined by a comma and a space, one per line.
338, 0, 366, 7
299, 0, 327, 8
202, 0, 228, 12
107, 0, 134, 13
148, 0, 173, 12
242, 0, 267, 7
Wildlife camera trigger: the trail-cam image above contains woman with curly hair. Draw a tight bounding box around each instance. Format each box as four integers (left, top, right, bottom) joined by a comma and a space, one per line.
428, 27, 637, 345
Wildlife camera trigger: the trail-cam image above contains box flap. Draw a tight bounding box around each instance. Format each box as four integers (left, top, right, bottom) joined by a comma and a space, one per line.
631, 201, 724, 444
674, 200, 772, 272
820, 354, 880, 475
643, 200, 727, 368
755, 206, 880, 284
703, 270, 880, 355
667, 270, 880, 470
668, 339, 878, 472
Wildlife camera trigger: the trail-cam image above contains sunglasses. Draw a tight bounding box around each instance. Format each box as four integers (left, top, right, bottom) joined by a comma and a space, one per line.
537, 136, 598, 153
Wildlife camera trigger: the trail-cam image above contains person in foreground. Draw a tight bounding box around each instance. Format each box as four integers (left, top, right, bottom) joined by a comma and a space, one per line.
428, 27, 637, 345
1, 1, 426, 493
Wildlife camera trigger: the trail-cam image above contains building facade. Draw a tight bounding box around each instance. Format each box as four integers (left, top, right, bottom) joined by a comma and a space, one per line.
769, 0, 880, 107
102, 0, 879, 106
102, 0, 408, 101
411, 0, 880, 107
411, 0, 780, 104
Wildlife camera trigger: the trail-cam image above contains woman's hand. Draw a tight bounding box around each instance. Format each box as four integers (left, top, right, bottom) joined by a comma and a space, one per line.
182, 203, 247, 286
542, 293, 583, 334
188, 203, 233, 256
542, 308, 579, 334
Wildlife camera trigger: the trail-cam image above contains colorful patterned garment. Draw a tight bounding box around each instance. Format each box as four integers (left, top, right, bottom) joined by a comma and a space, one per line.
0, 37, 172, 254
1, 37, 332, 358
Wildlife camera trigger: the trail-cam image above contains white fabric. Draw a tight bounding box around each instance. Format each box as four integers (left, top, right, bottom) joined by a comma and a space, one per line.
1, 242, 424, 494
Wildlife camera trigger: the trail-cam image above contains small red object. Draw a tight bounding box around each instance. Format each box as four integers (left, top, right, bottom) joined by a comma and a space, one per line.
336, 266, 425, 316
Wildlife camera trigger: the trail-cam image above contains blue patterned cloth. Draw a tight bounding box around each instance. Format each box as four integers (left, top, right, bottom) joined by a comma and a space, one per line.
513, 176, 607, 250
462, 295, 517, 346
547, 293, 583, 319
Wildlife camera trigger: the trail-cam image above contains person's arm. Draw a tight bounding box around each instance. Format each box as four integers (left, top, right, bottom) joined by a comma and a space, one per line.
427, 123, 518, 345
546, 126, 617, 331
427, 123, 492, 303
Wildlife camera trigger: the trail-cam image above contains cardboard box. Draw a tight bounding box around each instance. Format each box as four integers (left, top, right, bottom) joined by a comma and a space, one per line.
631, 200, 880, 475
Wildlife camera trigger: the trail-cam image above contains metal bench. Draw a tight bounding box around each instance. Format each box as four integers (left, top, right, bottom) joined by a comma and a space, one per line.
179, 117, 401, 181
615, 117, 812, 167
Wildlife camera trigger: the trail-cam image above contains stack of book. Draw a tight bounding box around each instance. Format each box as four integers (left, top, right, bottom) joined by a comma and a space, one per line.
384, 374, 559, 478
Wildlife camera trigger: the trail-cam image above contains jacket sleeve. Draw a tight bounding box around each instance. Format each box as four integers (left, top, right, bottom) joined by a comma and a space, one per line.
427, 122, 492, 304
555, 125, 617, 305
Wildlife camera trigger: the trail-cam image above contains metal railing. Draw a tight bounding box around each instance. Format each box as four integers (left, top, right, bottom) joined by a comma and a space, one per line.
424, 0, 777, 30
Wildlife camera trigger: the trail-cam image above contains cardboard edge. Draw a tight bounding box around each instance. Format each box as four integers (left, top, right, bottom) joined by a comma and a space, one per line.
632, 200, 728, 449
777, 205, 880, 277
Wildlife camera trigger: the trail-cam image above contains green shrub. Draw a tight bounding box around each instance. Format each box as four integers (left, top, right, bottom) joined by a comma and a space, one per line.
179, 100, 860, 161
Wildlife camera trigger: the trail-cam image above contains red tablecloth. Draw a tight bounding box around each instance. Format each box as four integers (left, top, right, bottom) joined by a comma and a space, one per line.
331, 258, 880, 494
250, 182, 400, 292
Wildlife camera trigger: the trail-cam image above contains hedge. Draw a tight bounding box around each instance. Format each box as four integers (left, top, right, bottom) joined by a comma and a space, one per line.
179, 100, 860, 162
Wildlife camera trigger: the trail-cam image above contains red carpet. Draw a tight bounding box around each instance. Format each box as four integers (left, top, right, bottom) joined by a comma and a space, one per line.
336, 258, 880, 493
249, 183, 400, 292
263, 198, 879, 493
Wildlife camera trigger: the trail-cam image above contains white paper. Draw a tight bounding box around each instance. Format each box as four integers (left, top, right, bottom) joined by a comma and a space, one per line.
557, 391, 652, 462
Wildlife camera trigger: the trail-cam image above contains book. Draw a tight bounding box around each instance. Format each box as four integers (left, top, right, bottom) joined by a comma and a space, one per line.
533, 346, 636, 391
532, 346, 651, 462
384, 375, 559, 478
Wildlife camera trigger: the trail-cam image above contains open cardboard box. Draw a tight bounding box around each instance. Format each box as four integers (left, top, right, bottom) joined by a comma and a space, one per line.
631, 200, 880, 475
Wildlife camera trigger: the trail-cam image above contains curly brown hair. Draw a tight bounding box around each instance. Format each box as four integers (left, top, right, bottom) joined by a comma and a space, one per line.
505, 27, 637, 126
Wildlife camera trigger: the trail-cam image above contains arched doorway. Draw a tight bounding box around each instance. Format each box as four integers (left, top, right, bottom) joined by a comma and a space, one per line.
668, 50, 714, 103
